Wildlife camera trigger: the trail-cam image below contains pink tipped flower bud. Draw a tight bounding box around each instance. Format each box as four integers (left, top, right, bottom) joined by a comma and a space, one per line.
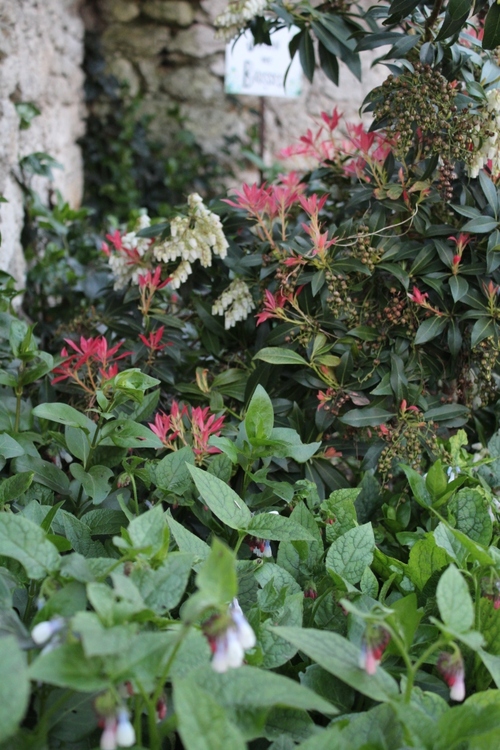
359, 625, 391, 674
304, 583, 318, 600
156, 696, 167, 722
100, 718, 117, 750
437, 651, 466, 702
115, 708, 136, 747
31, 617, 65, 646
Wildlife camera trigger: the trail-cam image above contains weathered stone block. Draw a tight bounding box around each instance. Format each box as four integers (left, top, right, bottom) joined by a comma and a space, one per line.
169, 23, 224, 58
103, 22, 171, 57
142, 0, 195, 27
100, 0, 141, 23
160, 65, 222, 100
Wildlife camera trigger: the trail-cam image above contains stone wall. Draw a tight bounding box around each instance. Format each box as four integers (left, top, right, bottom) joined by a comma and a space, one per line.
86, 0, 385, 187
0, 0, 85, 286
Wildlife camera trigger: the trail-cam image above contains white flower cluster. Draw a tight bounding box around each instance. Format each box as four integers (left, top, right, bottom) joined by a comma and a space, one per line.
211, 598, 256, 673
468, 88, 500, 179
154, 193, 228, 289
108, 214, 152, 290
214, 0, 270, 40
212, 279, 255, 329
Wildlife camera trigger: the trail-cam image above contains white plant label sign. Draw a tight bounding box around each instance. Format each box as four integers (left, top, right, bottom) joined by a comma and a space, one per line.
225, 27, 302, 98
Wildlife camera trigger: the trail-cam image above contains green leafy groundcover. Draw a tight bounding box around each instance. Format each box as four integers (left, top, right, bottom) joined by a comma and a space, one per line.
2, 363, 500, 748
7, 0, 500, 746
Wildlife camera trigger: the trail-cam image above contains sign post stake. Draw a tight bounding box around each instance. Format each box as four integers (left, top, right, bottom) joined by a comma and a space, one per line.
259, 96, 265, 185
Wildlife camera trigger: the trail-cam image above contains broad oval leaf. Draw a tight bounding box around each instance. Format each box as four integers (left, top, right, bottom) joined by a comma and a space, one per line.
0, 513, 60, 578
0, 636, 30, 743
338, 407, 394, 428
187, 465, 252, 530
253, 347, 308, 366
436, 564, 474, 633
271, 627, 399, 701
32, 402, 94, 430
326, 523, 375, 584
414, 316, 447, 345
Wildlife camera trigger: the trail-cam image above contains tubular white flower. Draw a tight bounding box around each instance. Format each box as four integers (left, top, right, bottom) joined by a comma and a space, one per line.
225, 627, 246, 668
115, 709, 136, 747
211, 633, 234, 673
31, 617, 65, 646
450, 675, 466, 702
231, 599, 256, 650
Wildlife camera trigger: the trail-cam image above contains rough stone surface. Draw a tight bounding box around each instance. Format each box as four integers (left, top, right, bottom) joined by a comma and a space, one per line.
0, 0, 85, 287
142, 0, 195, 26
92, 0, 386, 188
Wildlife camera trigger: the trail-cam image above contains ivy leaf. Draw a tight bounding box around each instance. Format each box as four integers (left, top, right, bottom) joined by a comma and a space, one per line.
436, 564, 474, 633
325, 523, 375, 585
187, 465, 252, 530
0, 513, 60, 578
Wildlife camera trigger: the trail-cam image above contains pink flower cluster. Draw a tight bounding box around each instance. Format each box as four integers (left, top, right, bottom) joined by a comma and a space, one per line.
223, 172, 305, 223
278, 107, 391, 180
149, 401, 225, 459
52, 336, 131, 393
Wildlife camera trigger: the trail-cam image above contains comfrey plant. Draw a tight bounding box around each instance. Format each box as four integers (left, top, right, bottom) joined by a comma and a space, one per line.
2, 367, 500, 749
